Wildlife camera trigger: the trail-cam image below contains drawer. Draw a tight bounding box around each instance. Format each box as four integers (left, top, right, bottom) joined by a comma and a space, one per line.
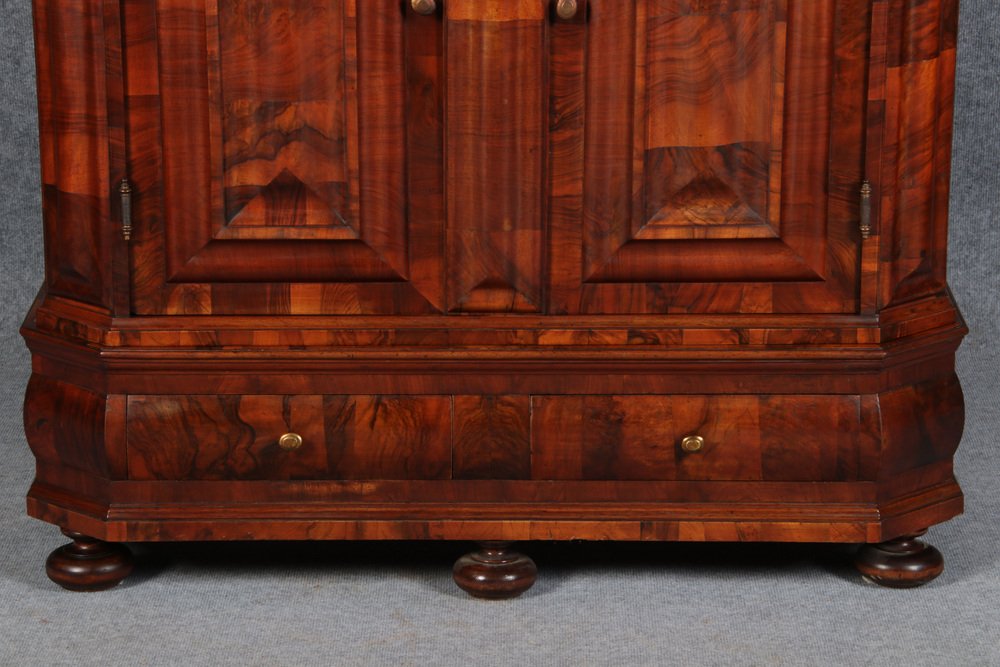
531, 395, 871, 482
127, 393, 873, 483
126, 395, 452, 481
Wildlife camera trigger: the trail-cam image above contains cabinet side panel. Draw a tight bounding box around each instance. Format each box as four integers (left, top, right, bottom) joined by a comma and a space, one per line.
33, 0, 113, 309
880, 0, 958, 307
24, 375, 111, 478
877, 373, 963, 481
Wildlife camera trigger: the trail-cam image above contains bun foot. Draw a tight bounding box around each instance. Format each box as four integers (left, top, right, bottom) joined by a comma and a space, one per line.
45, 529, 134, 592
453, 542, 537, 599
854, 530, 944, 588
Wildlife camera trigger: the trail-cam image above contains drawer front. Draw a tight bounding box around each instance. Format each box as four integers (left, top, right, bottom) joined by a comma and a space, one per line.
126, 395, 451, 481
531, 395, 870, 482
127, 394, 873, 483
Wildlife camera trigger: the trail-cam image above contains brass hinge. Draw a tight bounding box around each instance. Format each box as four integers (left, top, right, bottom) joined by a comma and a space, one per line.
859, 179, 873, 240
119, 178, 133, 241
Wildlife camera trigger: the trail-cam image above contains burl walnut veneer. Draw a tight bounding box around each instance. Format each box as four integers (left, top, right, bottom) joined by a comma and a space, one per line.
22, 0, 966, 598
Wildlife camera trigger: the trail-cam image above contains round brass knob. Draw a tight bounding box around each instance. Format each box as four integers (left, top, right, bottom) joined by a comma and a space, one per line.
556, 0, 579, 20
279, 432, 304, 451
411, 0, 436, 15
681, 435, 705, 453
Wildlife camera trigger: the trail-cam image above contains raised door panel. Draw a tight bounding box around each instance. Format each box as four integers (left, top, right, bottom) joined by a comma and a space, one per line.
125, 0, 444, 314
550, 0, 871, 314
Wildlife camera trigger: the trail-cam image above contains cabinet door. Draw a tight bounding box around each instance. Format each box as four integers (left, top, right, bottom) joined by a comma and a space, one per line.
550, 0, 870, 314
124, 1, 444, 314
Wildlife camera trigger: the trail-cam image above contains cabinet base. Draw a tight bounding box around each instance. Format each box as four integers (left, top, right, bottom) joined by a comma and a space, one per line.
21, 298, 968, 596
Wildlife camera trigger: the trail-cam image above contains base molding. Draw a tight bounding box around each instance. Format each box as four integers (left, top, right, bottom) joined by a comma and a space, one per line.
27, 477, 963, 545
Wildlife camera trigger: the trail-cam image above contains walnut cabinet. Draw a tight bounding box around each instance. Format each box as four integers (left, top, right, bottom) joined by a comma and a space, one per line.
23, 0, 966, 596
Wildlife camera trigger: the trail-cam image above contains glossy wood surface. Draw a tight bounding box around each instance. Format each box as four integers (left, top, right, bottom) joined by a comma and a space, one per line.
874, 0, 959, 308
23, 0, 966, 593
94, 0, 912, 316
445, 1, 546, 312
33, 0, 116, 310
554, 0, 870, 314
854, 530, 945, 588
213, 1, 359, 236
45, 529, 134, 592
453, 542, 537, 599
24, 367, 964, 549
532, 394, 872, 482
123, 392, 877, 483
31, 0, 960, 316
127, 394, 452, 481
125, 0, 428, 314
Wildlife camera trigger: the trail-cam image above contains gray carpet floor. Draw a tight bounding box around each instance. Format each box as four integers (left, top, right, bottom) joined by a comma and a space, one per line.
2, 2, 998, 666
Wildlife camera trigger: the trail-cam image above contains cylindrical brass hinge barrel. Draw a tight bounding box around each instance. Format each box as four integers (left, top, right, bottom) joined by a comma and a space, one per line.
860, 180, 872, 240
119, 179, 133, 241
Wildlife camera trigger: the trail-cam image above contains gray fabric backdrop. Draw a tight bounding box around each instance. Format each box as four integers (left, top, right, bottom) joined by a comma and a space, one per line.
1, 3, 998, 666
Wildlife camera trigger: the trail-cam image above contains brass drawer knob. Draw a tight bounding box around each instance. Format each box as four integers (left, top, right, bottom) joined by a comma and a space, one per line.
411, 0, 436, 15
279, 432, 304, 451
681, 435, 705, 453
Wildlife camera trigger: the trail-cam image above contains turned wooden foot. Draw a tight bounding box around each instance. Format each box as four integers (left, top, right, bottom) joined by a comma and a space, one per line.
45, 529, 134, 592
854, 530, 944, 588
453, 542, 537, 599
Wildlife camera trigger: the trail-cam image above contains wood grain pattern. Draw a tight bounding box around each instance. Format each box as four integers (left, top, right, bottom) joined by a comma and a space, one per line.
212, 0, 358, 236
404, 0, 447, 311
323, 395, 452, 480
127, 395, 452, 481
453, 396, 531, 480
26, 467, 964, 544
877, 373, 964, 482
34, 0, 961, 319
531, 394, 867, 482
34, 0, 114, 309
125, 0, 436, 315
22, 0, 967, 588
445, 1, 546, 312
640, 0, 781, 238
24, 375, 113, 478
127, 395, 328, 480
45, 305, 959, 351
759, 395, 871, 481
123, 390, 888, 486
563, 0, 869, 314
877, 0, 959, 308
